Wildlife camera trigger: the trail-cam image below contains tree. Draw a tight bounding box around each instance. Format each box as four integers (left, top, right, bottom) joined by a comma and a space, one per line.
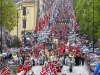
0, 0, 17, 31
74, 0, 100, 42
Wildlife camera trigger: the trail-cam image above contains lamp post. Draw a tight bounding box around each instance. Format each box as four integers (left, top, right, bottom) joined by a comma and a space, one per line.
17, 9, 19, 48
24, 27, 26, 47
92, 0, 95, 52
0, 0, 3, 53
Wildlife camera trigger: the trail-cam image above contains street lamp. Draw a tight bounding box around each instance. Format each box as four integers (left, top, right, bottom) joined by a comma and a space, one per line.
17, 9, 19, 48
16, 7, 22, 48
92, 0, 95, 52
0, 0, 3, 53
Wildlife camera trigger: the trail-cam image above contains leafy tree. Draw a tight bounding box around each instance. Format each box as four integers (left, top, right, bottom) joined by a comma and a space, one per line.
74, 0, 100, 41
0, 0, 17, 31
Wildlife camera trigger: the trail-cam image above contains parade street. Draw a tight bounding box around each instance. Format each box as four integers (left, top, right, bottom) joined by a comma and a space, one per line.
0, 0, 100, 75
17, 65, 89, 75
61, 65, 89, 75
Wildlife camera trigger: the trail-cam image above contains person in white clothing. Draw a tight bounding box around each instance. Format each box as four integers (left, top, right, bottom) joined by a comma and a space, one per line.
65, 56, 70, 66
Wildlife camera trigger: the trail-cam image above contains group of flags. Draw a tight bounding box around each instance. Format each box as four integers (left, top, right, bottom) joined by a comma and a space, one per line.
34, 0, 80, 48
41, 61, 61, 75
35, 0, 55, 33
34, 0, 57, 42
0, 63, 31, 75
58, 41, 81, 55
35, 0, 79, 34
18, 65, 31, 74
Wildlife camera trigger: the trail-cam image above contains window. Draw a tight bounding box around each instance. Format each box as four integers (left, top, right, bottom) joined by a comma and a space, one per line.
23, 7, 26, 16
23, 19, 26, 28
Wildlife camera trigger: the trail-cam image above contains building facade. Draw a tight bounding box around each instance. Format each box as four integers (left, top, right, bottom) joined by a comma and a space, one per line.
10, 0, 38, 39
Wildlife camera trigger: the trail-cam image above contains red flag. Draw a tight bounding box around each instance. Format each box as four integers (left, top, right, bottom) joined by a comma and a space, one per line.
44, 14, 49, 26
41, 67, 47, 75
50, 63, 56, 72
35, 15, 49, 32
56, 61, 61, 72
51, 26, 56, 33
75, 22, 80, 31
60, 47, 65, 54
17, 65, 24, 73
62, 25, 68, 35
75, 47, 80, 54
0, 66, 10, 75
23, 65, 31, 72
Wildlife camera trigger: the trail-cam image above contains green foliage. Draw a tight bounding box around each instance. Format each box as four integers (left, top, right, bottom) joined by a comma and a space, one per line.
0, 0, 17, 31
74, 0, 100, 41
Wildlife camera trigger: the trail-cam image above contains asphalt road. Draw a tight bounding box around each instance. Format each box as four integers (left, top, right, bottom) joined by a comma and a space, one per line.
61, 65, 89, 75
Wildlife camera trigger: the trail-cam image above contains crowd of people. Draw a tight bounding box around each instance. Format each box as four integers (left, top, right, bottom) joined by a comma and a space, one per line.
0, 46, 86, 75
0, 23, 85, 75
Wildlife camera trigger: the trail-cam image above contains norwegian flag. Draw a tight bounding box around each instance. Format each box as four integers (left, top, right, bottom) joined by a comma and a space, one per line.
35, 0, 54, 33
43, 13, 50, 28
75, 46, 80, 54
35, 43, 44, 49
60, 46, 65, 54
51, 26, 57, 33
50, 63, 56, 71
41, 67, 47, 75
0, 66, 10, 75
17, 65, 24, 73
62, 25, 68, 35
23, 65, 31, 75
35, 10, 50, 33
74, 22, 80, 31
50, 63, 58, 75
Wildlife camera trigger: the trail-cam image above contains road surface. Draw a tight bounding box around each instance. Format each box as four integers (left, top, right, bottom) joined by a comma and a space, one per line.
16, 64, 90, 75
61, 65, 89, 75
